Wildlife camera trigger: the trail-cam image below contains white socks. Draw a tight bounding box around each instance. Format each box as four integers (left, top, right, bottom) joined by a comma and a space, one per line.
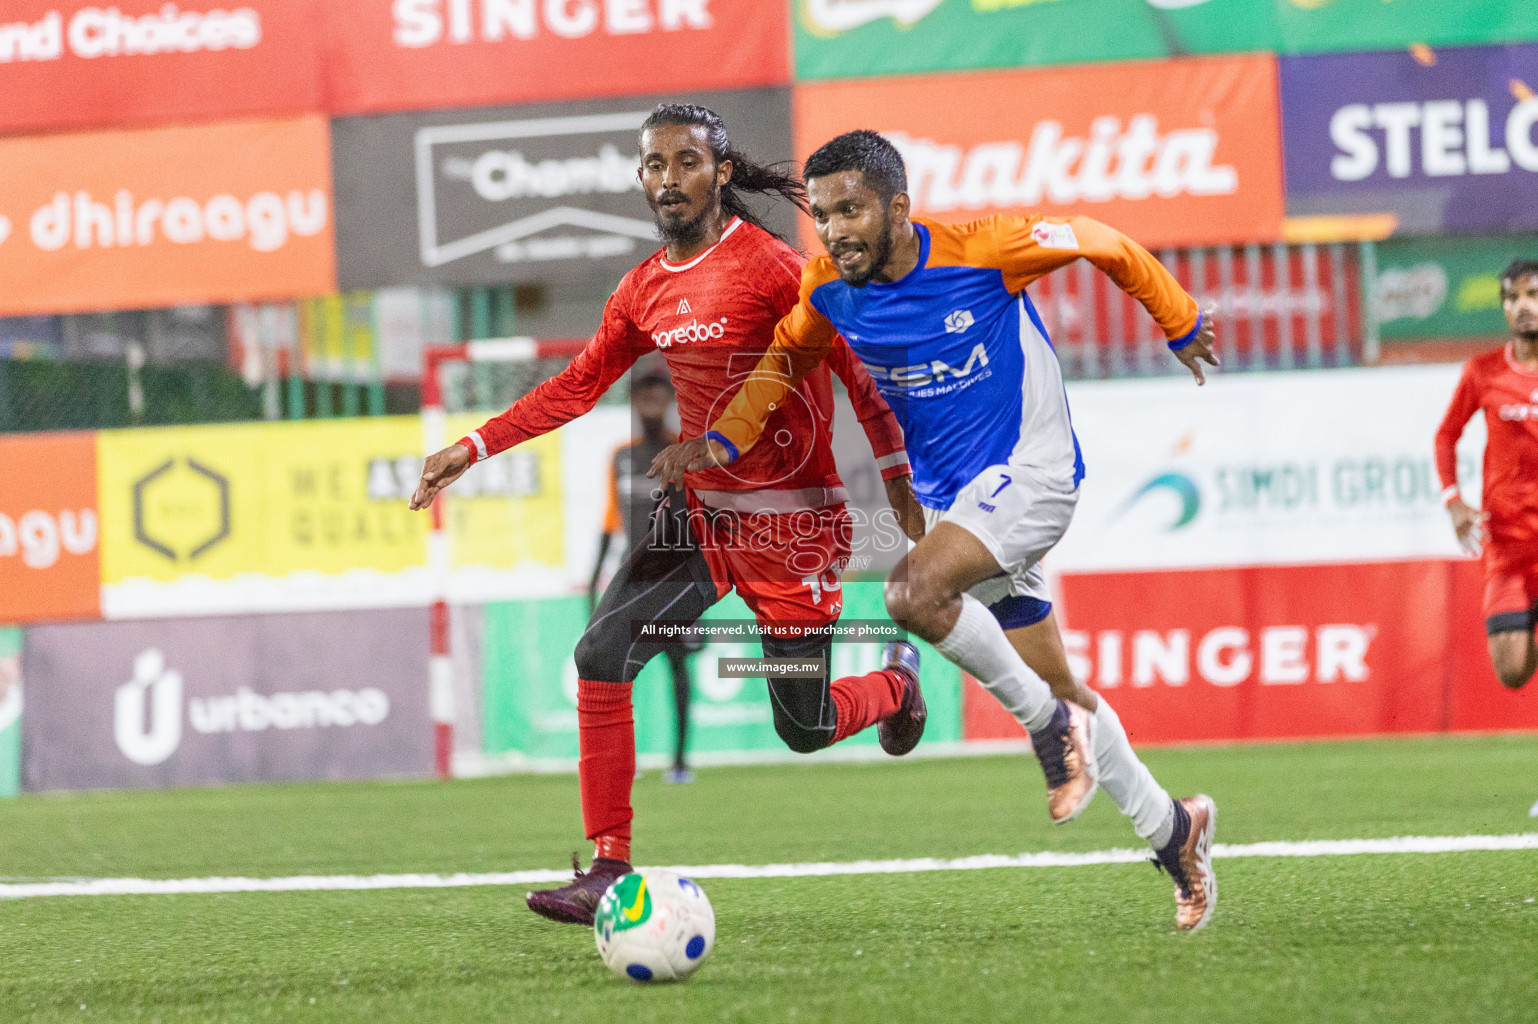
933, 594, 1057, 734
1091, 698, 1175, 847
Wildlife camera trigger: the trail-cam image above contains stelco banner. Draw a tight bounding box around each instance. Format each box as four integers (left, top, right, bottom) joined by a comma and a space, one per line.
21, 609, 431, 791
1282, 42, 1538, 235
793, 1, 1537, 81
1373, 233, 1538, 341
322, 0, 787, 116
0, 0, 320, 134
0, 116, 336, 316
332, 88, 794, 289
0, 433, 100, 624
793, 57, 1284, 249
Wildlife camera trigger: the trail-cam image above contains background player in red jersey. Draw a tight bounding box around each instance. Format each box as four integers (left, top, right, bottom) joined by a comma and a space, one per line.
409, 105, 925, 925
1436, 259, 1538, 690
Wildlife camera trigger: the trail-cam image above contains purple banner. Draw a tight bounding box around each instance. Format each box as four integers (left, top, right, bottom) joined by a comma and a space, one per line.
1281, 43, 1538, 233
22, 609, 431, 792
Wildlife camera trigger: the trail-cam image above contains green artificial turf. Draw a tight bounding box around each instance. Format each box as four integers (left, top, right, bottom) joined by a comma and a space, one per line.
0, 735, 1534, 1022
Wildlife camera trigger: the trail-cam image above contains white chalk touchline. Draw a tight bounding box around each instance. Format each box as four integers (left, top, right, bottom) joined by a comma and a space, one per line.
2, 833, 1534, 901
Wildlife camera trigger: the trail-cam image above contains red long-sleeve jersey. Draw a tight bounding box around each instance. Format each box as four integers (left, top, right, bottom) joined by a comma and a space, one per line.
460, 218, 909, 505
1435, 344, 1538, 546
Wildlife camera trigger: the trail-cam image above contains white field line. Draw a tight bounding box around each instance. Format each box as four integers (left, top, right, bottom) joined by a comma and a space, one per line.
1, 833, 1534, 902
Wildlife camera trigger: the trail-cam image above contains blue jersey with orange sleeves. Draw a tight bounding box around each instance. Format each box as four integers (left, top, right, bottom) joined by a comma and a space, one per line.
708, 215, 1202, 509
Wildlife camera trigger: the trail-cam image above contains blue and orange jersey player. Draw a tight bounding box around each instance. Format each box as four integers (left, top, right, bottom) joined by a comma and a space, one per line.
654, 130, 1222, 932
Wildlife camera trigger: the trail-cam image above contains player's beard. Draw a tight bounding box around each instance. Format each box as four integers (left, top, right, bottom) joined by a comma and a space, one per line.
652, 188, 719, 248
835, 210, 894, 287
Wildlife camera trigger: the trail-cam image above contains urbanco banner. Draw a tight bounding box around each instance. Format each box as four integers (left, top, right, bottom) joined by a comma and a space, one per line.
0, 117, 336, 317
0, 1, 320, 134
322, 0, 788, 116
332, 87, 794, 289
793, 0, 1537, 82
1050, 364, 1485, 574
21, 609, 431, 791
792, 57, 1285, 249
1281, 43, 1538, 235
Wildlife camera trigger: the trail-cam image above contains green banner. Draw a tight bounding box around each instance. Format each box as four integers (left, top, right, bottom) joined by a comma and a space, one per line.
793, 0, 1537, 81
481, 583, 961, 764
1373, 235, 1538, 341
0, 628, 20, 799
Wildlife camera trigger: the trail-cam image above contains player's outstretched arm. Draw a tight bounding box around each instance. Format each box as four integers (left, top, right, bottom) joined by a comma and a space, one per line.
648, 435, 731, 490
1171, 307, 1220, 386
409, 442, 472, 510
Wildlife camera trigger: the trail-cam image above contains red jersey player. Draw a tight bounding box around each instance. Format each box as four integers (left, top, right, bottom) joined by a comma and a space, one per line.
1436, 259, 1538, 690
410, 105, 925, 925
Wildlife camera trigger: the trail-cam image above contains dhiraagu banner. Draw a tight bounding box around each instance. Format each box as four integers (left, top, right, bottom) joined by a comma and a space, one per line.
793, 1, 1538, 81
480, 584, 962, 766
0, 627, 20, 798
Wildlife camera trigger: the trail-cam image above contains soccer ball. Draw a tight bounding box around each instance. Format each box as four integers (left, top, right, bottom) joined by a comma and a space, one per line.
593, 870, 715, 982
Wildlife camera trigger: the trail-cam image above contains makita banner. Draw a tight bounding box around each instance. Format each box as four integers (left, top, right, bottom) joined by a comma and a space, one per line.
0, 1, 320, 134
21, 609, 431, 791
322, 0, 787, 116
1281, 43, 1538, 235
794, 0, 1538, 82
332, 88, 793, 289
793, 57, 1285, 249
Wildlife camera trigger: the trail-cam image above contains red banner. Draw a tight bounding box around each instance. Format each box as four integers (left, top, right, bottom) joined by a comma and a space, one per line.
322, 0, 789, 115
0, 1, 320, 135
0, 432, 100, 624
962, 559, 1538, 744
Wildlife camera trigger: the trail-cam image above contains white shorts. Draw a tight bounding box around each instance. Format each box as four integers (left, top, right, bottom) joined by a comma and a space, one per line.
921, 463, 1078, 611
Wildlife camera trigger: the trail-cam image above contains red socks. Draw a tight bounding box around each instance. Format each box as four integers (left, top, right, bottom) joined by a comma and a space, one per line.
576, 679, 634, 864
830, 670, 906, 744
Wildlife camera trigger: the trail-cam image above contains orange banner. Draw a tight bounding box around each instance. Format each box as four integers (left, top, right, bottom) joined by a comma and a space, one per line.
0, 116, 336, 316
0, 432, 100, 624
793, 56, 1285, 249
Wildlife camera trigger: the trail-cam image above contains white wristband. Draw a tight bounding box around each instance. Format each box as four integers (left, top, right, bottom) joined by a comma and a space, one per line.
1441, 485, 1460, 506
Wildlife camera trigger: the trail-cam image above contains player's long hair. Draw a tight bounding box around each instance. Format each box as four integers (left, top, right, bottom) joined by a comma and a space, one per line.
641, 104, 808, 244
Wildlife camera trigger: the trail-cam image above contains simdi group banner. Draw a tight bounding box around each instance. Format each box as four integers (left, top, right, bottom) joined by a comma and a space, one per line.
332, 87, 793, 290
322, 0, 788, 115
1281, 42, 1538, 235
0, 117, 335, 317
794, 0, 1538, 81
953, 362, 1538, 744
0, 1, 320, 134
793, 56, 1285, 249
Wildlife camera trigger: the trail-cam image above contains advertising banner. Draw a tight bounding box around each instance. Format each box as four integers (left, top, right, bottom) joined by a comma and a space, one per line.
322, 0, 788, 116
0, 628, 20, 797
793, 1, 1536, 82
94, 415, 570, 618
1049, 364, 1481, 574
0, 117, 336, 317
0, 432, 100, 624
0, 1, 320, 135
20, 609, 431, 791
480, 584, 961, 764
1281, 43, 1538, 235
332, 88, 793, 290
1373, 233, 1538, 340
793, 57, 1285, 249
